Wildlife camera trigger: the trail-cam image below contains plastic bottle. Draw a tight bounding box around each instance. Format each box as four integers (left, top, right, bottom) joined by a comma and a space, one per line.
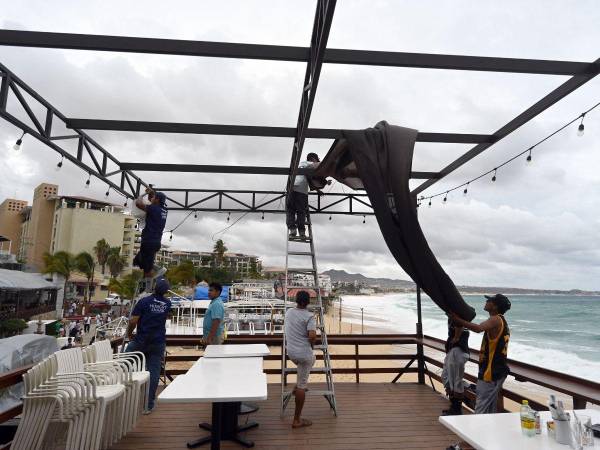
520, 400, 535, 437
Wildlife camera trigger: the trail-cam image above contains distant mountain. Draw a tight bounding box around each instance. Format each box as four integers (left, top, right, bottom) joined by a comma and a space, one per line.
322, 269, 600, 296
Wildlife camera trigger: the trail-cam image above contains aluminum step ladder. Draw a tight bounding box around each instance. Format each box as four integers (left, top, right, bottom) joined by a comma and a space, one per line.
281, 215, 337, 416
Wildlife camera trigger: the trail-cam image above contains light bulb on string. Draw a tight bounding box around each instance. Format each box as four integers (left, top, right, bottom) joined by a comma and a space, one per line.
85, 173, 91, 189
577, 114, 585, 137
443, 193, 448, 204
261, 212, 264, 220
169, 232, 173, 241
13, 131, 25, 151
491, 169, 497, 182
194, 212, 198, 220
227, 212, 230, 222
328, 214, 332, 221
428, 199, 432, 208
526, 148, 532, 164
362, 215, 366, 224
124, 200, 128, 207
105, 187, 110, 197
55, 156, 64, 171
463, 183, 469, 196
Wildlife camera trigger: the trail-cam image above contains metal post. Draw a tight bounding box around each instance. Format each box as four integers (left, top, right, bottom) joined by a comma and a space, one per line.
416, 284, 425, 384
361, 307, 364, 334
338, 296, 342, 334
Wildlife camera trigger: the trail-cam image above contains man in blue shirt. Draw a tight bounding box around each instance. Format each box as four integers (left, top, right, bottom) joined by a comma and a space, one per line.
126, 278, 172, 413
133, 187, 168, 292
202, 282, 225, 345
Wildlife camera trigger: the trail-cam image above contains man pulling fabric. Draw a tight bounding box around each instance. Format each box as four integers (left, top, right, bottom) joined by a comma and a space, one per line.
126, 278, 172, 414
451, 293, 511, 414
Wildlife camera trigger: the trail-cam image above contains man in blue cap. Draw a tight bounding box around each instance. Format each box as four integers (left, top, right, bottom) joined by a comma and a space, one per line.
126, 278, 172, 413
134, 187, 168, 292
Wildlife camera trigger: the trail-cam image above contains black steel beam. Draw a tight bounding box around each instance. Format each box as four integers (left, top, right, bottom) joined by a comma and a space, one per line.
0, 29, 594, 76
286, 0, 337, 193
412, 57, 600, 196
65, 119, 492, 144
119, 162, 439, 179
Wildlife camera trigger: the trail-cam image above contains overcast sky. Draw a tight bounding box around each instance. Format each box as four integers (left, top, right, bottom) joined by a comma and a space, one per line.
1, 1, 599, 290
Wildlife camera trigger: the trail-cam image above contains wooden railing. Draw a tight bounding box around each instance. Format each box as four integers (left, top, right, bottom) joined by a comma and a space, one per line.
1, 333, 599, 438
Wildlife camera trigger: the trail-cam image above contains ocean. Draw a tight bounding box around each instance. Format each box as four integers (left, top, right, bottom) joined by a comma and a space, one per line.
340, 293, 600, 383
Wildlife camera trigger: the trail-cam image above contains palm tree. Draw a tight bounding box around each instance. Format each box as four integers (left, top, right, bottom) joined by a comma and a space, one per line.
75, 252, 96, 302
109, 271, 143, 301
43, 251, 76, 303
212, 239, 227, 268
94, 238, 111, 275
107, 247, 127, 279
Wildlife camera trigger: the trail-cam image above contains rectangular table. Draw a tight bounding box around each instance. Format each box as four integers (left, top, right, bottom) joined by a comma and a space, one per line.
203, 343, 270, 358
159, 357, 267, 450
440, 409, 600, 450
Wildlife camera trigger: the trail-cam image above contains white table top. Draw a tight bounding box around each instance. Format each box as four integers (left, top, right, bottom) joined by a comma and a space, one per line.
158, 357, 267, 403
203, 344, 270, 358
440, 409, 600, 450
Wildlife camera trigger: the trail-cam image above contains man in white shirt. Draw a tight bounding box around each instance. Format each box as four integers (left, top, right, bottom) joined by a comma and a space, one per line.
284, 290, 317, 428
287, 153, 320, 238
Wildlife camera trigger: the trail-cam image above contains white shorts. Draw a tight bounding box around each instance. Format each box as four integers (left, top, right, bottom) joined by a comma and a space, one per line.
291, 355, 316, 390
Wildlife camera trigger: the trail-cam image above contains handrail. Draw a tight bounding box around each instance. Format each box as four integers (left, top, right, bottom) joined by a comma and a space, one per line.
419, 335, 600, 408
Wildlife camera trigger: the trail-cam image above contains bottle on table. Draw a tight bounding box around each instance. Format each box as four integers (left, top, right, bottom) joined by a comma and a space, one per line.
520, 400, 536, 437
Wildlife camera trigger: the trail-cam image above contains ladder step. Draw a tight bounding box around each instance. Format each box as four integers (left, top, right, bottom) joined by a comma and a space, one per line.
283, 389, 334, 397
283, 366, 332, 374
288, 236, 312, 242
313, 344, 328, 351
287, 251, 313, 256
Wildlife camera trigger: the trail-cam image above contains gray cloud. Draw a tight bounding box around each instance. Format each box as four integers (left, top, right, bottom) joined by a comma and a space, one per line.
1, 1, 600, 290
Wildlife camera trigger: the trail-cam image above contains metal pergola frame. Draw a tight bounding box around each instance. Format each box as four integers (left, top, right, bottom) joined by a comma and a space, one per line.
0, 2, 598, 215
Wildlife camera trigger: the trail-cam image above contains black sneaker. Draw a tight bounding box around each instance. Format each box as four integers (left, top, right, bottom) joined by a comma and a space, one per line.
298, 229, 306, 239
289, 228, 298, 237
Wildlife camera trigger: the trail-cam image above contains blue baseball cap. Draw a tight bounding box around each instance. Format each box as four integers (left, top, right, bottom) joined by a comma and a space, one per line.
154, 192, 167, 206
155, 278, 170, 296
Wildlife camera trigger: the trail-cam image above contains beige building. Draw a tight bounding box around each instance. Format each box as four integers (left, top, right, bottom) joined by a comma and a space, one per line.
156, 248, 262, 278
11, 183, 140, 275
0, 198, 28, 256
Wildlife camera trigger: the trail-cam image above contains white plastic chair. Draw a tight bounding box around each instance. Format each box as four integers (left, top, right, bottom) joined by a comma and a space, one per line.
87, 340, 149, 431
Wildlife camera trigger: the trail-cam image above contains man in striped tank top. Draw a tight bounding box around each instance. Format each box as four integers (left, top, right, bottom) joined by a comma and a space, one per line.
451, 294, 511, 414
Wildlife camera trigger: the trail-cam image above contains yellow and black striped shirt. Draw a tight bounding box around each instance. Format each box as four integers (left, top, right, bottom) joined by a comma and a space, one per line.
478, 314, 510, 382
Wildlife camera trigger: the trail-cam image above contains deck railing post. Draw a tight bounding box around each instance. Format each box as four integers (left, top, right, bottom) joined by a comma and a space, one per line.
355, 344, 360, 383
416, 285, 426, 384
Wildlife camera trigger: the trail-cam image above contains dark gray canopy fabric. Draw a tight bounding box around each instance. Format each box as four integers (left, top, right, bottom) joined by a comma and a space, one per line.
317, 121, 476, 321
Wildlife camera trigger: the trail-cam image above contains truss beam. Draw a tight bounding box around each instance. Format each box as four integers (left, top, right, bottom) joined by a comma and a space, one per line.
65, 119, 494, 144
0, 29, 594, 76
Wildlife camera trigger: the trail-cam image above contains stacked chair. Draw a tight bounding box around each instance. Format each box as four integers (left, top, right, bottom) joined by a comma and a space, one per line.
11, 341, 150, 450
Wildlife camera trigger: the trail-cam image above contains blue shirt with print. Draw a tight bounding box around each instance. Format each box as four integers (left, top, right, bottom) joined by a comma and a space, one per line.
142, 204, 167, 244
203, 297, 225, 338
132, 294, 171, 345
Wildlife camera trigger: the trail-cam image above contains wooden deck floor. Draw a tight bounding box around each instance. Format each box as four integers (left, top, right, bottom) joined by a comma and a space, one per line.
111, 382, 459, 450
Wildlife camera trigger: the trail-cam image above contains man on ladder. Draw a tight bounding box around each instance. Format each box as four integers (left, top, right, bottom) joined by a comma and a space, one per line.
287, 152, 320, 239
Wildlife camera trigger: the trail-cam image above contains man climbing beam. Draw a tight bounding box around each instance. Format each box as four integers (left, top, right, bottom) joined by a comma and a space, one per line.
133, 187, 168, 292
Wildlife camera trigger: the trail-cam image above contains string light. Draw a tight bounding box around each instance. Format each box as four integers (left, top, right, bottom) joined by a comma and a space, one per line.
105, 187, 110, 197
85, 173, 91, 189
261, 212, 264, 220
443, 192, 448, 204
428, 198, 432, 208
577, 113, 585, 137
12, 131, 25, 151
329, 214, 332, 221
227, 212, 230, 222
124, 200, 128, 207
194, 212, 198, 220
169, 232, 173, 241
362, 215, 366, 224
55, 156, 64, 171
416, 100, 599, 205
